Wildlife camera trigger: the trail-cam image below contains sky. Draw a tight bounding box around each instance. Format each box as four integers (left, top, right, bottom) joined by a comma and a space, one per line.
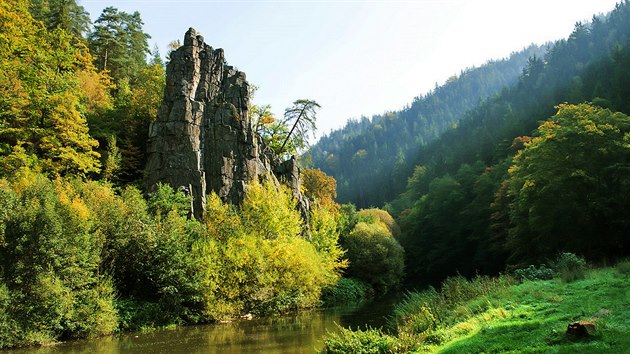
82, 0, 620, 140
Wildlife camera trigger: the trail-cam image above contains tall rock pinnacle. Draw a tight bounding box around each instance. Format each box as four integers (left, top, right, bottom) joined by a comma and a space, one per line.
145, 28, 307, 219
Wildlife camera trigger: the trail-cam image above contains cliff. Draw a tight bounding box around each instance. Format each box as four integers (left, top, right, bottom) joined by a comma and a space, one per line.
145, 28, 308, 220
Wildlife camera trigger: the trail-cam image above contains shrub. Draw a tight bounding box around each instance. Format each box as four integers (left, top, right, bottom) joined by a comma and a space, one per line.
513, 265, 555, 281
0, 171, 118, 346
309, 201, 347, 278
240, 179, 302, 240
321, 325, 401, 354
551, 252, 587, 282
115, 298, 165, 331
322, 278, 373, 305
615, 258, 630, 275
337, 203, 358, 238
147, 182, 192, 218
392, 288, 443, 332
357, 208, 401, 237
343, 222, 405, 293
147, 210, 205, 324
198, 181, 341, 320
404, 305, 437, 334
0, 281, 21, 347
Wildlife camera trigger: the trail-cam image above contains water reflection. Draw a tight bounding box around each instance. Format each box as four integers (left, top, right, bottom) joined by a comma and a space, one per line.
10, 296, 400, 354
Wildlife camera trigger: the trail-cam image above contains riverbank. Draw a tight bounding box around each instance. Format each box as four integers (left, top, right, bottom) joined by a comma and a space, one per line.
322, 261, 630, 353
7, 295, 401, 354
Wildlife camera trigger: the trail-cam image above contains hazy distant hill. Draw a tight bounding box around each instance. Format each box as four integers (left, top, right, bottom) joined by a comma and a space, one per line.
309, 45, 546, 207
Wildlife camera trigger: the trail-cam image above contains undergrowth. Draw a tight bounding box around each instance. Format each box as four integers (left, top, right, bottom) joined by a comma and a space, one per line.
320, 265, 630, 353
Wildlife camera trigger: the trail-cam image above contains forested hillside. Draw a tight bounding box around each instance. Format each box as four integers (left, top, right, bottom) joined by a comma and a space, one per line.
388, 1, 630, 284
309, 45, 545, 207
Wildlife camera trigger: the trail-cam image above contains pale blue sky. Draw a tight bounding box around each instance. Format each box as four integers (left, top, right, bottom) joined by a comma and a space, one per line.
82, 0, 620, 139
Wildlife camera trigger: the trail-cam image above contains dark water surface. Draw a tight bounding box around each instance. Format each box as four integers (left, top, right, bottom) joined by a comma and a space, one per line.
10, 295, 401, 354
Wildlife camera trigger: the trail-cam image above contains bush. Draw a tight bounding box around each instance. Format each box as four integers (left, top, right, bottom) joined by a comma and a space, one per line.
0, 281, 21, 348
147, 182, 192, 218
551, 252, 587, 282
615, 258, 630, 275
309, 202, 347, 278
322, 278, 373, 305
198, 181, 341, 320
513, 265, 555, 281
337, 203, 358, 237
404, 305, 437, 334
343, 222, 405, 293
0, 172, 118, 347
357, 208, 401, 237
115, 298, 166, 331
321, 325, 402, 354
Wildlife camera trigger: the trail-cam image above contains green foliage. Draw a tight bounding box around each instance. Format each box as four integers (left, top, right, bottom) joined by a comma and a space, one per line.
240, 179, 302, 240
88, 7, 150, 82
397, 161, 507, 284
337, 203, 358, 237
102, 135, 121, 181
343, 220, 404, 293
0, 2, 101, 177
147, 182, 192, 218
0, 281, 20, 348
198, 180, 340, 320
506, 104, 630, 262
326, 268, 630, 353
357, 208, 401, 237
114, 298, 164, 332
321, 278, 373, 305
309, 202, 347, 276
310, 45, 545, 207
321, 325, 403, 354
0, 171, 118, 347
145, 210, 204, 323
615, 258, 630, 275
550, 252, 587, 282
28, 0, 91, 38
257, 100, 320, 157
513, 265, 554, 281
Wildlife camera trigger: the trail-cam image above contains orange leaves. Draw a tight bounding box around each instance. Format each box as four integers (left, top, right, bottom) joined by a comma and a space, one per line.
302, 167, 337, 209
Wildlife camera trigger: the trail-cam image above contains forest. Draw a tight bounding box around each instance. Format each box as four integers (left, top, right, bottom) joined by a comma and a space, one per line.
1, 0, 630, 351
312, 1, 630, 285
310, 44, 546, 207
317, 2, 630, 351
0, 0, 407, 348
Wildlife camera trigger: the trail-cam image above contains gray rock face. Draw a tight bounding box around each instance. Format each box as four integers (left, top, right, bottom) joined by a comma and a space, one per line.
145, 28, 307, 220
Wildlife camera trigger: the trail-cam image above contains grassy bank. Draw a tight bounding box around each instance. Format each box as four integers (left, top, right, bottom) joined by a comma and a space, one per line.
322, 261, 630, 353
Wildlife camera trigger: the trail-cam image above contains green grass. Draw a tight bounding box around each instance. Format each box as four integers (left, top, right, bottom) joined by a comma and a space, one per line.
435, 269, 630, 353
320, 267, 630, 353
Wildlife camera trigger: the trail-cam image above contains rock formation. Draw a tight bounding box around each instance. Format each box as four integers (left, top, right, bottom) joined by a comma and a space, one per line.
145, 28, 308, 220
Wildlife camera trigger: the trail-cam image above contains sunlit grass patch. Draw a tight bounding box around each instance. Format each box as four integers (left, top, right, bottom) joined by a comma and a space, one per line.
321, 267, 630, 353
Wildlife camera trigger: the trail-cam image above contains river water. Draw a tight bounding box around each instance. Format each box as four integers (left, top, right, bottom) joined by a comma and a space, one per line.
10, 296, 401, 354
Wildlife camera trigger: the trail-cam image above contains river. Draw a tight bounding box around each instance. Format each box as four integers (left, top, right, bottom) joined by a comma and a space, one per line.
9, 295, 401, 354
